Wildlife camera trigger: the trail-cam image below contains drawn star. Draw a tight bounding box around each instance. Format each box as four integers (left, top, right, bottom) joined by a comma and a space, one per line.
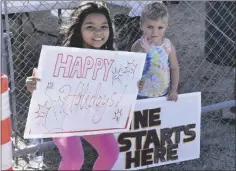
35, 102, 50, 119
46, 81, 54, 89
113, 109, 123, 123
112, 67, 123, 84
123, 60, 138, 75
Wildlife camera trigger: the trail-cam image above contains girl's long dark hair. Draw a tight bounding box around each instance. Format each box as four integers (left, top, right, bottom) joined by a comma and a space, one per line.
58, 1, 114, 50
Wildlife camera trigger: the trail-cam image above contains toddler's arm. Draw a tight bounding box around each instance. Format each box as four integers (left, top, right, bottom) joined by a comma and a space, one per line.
131, 40, 145, 53
168, 41, 179, 101
131, 40, 146, 91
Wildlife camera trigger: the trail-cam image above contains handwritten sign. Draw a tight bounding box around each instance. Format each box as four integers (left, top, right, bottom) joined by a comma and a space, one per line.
24, 45, 146, 138
112, 92, 201, 170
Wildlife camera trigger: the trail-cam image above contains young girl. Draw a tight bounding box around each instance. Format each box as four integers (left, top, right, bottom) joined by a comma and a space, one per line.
26, 2, 120, 170
131, 2, 180, 101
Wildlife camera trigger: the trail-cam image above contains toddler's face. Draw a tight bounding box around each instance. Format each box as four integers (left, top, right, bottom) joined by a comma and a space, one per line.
140, 18, 168, 44
81, 13, 110, 49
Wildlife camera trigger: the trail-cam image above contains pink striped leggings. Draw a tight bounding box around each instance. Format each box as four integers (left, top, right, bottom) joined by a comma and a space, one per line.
53, 133, 119, 170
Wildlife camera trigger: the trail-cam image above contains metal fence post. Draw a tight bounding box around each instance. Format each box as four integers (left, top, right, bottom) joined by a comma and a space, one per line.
3, 0, 19, 166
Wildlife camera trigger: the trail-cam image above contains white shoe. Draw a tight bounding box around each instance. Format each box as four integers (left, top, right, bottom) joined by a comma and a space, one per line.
28, 155, 44, 169
27, 139, 44, 169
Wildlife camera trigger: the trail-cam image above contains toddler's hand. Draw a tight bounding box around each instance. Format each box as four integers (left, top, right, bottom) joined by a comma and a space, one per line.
139, 34, 153, 53
167, 89, 178, 102
26, 68, 41, 93
137, 79, 145, 91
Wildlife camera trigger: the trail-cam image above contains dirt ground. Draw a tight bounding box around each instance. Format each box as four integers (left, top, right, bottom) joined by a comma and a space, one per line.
12, 1, 235, 170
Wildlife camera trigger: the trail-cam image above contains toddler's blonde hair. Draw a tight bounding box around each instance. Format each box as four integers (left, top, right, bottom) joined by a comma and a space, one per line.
141, 2, 169, 23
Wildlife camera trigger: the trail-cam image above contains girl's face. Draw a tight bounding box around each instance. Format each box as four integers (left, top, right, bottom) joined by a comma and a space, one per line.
81, 13, 110, 49
140, 18, 168, 45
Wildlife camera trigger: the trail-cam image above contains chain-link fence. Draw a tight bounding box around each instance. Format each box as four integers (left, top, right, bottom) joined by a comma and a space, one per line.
2, 1, 235, 170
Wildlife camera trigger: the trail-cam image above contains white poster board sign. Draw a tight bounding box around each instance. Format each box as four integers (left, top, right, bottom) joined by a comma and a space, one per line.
24, 45, 146, 138
112, 92, 201, 170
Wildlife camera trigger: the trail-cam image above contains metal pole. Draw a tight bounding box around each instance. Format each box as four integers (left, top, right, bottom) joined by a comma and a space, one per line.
1, 22, 9, 75
201, 100, 235, 113
14, 141, 56, 158
3, 0, 19, 165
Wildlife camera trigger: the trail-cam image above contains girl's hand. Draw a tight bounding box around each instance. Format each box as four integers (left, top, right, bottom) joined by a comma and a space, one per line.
138, 34, 153, 53
137, 79, 145, 91
26, 68, 41, 93
167, 89, 178, 102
